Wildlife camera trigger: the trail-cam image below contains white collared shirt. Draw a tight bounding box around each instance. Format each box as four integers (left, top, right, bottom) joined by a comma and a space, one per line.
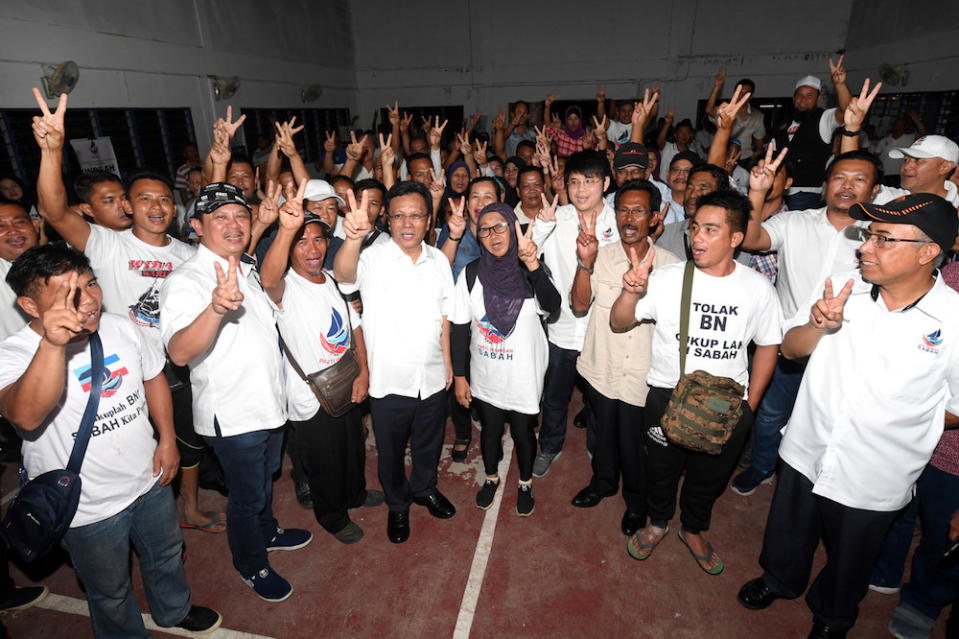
532, 202, 619, 351
779, 271, 959, 511
763, 207, 867, 320
159, 244, 286, 437
338, 238, 453, 399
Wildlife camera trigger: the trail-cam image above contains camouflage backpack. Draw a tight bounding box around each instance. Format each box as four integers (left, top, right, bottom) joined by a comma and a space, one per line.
660, 262, 744, 455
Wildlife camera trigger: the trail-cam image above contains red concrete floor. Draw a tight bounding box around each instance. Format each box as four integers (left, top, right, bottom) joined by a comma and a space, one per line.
1, 391, 952, 638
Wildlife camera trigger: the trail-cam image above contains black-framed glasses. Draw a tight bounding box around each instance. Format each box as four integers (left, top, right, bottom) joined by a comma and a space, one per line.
388, 213, 429, 223
477, 222, 510, 238
616, 207, 653, 219
862, 231, 930, 248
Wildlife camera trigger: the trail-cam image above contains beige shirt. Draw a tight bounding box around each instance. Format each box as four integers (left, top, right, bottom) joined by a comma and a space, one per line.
576, 239, 679, 406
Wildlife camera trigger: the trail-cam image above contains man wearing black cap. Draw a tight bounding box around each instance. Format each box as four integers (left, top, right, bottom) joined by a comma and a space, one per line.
605, 143, 651, 205
738, 193, 959, 638
161, 183, 312, 603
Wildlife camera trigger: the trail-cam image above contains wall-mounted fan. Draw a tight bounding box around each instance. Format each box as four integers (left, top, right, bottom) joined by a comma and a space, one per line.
40, 61, 79, 98
210, 76, 241, 100
878, 63, 909, 87
300, 85, 323, 103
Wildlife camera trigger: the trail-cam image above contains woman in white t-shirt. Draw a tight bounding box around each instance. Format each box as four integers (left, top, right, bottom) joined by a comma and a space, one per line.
451, 202, 560, 517
260, 181, 380, 545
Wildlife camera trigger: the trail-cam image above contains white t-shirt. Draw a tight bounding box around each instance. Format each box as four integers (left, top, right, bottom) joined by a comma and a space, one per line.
633, 262, 782, 395
874, 133, 916, 177
450, 274, 549, 415
159, 245, 286, 437
531, 202, 619, 351
0, 260, 29, 342
763, 207, 867, 319
277, 269, 361, 422
0, 314, 164, 527
85, 225, 195, 352
873, 180, 959, 209
338, 239, 454, 399
607, 120, 633, 147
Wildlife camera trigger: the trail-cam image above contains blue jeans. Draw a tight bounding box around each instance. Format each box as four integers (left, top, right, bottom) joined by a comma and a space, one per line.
870, 495, 919, 589
901, 465, 959, 620
204, 426, 284, 578
748, 355, 804, 476
539, 342, 581, 455
61, 482, 190, 639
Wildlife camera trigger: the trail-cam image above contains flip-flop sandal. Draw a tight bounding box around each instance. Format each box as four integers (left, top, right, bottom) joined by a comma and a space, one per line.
627, 526, 669, 561
678, 529, 724, 575
180, 512, 226, 534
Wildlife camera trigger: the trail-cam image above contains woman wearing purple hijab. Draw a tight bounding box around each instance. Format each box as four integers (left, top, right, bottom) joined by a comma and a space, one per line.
546, 101, 588, 157
450, 202, 560, 516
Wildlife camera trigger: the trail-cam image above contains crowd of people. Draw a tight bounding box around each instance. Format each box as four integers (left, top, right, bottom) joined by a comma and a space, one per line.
0, 55, 957, 639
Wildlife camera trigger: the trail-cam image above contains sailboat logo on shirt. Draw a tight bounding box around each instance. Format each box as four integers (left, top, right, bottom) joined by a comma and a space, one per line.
477, 315, 507, 344
919, 329, 942, 354
73, 354, 128, 398
319, 308, 350, 355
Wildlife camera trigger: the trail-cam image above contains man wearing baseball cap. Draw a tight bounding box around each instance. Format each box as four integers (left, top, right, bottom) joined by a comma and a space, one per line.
604, 143, 651, 209
873, 135, 959, 210
771, 60, 852, 211
161, 182, 312, 603
739, 192, 959, 638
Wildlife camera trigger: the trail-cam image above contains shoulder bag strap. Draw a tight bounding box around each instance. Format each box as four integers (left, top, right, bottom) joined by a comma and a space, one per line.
66, 332, 104, 474
678, 261, 695, 377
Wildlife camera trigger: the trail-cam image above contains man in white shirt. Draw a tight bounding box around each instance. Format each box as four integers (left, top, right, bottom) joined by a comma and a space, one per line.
530, 151, 620, 477
872, 135, 959, 210
733, 150, 881, 497
738, 193, 959, 639
610, 189, 781, 575
871, 115, 926, 186
0, 243, 220, 637
0, 201, 39, 341
334, 181, 456, 544
161, 183, 311, 603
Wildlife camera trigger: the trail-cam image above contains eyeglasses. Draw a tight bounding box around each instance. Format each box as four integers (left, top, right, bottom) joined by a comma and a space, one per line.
862, 231, 930, 248
477, 222, 509, 238
388, 213, 429, 223
616, 207, 653, 219
669, 167, 691, 176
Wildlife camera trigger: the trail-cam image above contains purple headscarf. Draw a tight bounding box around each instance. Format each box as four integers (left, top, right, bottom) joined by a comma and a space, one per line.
564, 105, 586, 139
477, 202, 531, 337
444, 161, 471, 200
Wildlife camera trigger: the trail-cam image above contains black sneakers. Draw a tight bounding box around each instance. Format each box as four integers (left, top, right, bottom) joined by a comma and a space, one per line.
0, 585, 48, 612
172, 605, 222, 633
476, 479, 499, 510
516, 484, 535, 516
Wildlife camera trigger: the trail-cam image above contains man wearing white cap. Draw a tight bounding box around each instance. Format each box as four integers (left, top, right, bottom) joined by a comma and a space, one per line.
873, 135, 959, 212
772, 60, 851, 211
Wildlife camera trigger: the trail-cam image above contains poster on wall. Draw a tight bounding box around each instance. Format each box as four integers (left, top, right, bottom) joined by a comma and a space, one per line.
70, 137, 119, 176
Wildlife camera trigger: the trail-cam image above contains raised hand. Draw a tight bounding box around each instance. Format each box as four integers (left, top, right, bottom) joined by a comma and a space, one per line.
323, 130, 337, 153
400, 111, 413, 134
429, 117, 448, 148
632, 88, 659, 127
447, 196, 467, 237
716, 84, 752, 130
278, 178, 308, 231
216, 105, 246, 141
713, 66, 727, 89
209, 141, 231, 166
386, 101, 400, 127
535, 140, 551, 168
212, 256, 244, 315
749, 144, 789, 193
42, 272, 86, 346
665, 106, 675, 123
343, 188, 372, 240
810, 277, 853, 331
428, 168, 445, 200
622, 244, 656, 295
493, 108, 507, 132
274, 117, 304, 157
596, 85, 607, 103
31, 88, 67, 151
829, 54, 847, 86
592, 114, 608, 141
257, 180, 281, 226
844, 78, 882, 131
455, 130, 471, 154
472, 139, 488, 165
545, 93, 559, 107
548, 159, 565, 196
378, 132, 395, 168
516, 220, 539, 267
538, 192, 560, 223
576, 210, 598, 267
650, 204, 668, 242
345, 131, 367, 161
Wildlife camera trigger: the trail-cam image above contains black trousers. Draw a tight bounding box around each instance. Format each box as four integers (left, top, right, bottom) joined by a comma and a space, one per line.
760, 462, 900, 630
474, 399, 537, 482
643, 386, 751, 533
586, 383, 647, 516
449, 387, 472, 442
168, 364, 204, 469
368, 390, 447, 512
290, 405, 368, 533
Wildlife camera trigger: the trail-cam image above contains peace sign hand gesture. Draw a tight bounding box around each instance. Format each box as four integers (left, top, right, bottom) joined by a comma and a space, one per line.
215, 106, 246, 141
632, 88, 659, 128
446, 196, 467, 238
622, 244, 655, 295
829, 54, 847, 86
323, 131, 337, 153
716, 84, 751, 131
42, 272, 87, 346
576, 210, 598, 267
810, 277, 854, 331
345, 131, 367, 161
343, 188, 372, 240
278, 178, 308, 232
429, 117, 448, 149
212, 256, 244, 315
378, 132, 395, 168
538, 192, 560, 223
749, 143, 789, 194
844, 78, 882, 131
257, 180, 282, 227
515, 220, 539, 269
274, 117, 304, 158
31, 88, 67, 151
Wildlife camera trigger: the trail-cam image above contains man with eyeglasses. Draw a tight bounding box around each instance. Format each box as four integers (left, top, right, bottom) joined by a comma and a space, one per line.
732, 151, 881, 497
739, 192, 959, 639
661, 151, 701, 225
334, 181, 456, 544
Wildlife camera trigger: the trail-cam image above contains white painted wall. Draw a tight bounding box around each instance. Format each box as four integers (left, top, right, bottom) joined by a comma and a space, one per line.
0, 0, 356, 151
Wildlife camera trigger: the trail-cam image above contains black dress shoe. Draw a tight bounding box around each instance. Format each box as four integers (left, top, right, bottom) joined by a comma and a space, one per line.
807, 619, 848, 639
412, 491, 456, 518
387, 509, 410, 543
172, 605, 222, 633
737, 577, 781, 610
571, 486, 614, 508
621, 511, 643, 536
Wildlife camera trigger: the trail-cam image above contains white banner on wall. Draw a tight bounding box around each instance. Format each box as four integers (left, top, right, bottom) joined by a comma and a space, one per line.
69, 137, 119, 176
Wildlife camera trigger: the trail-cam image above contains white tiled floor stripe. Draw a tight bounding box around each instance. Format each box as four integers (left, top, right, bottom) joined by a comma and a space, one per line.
452, 437, 514, 639
36, 593, 276, 638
